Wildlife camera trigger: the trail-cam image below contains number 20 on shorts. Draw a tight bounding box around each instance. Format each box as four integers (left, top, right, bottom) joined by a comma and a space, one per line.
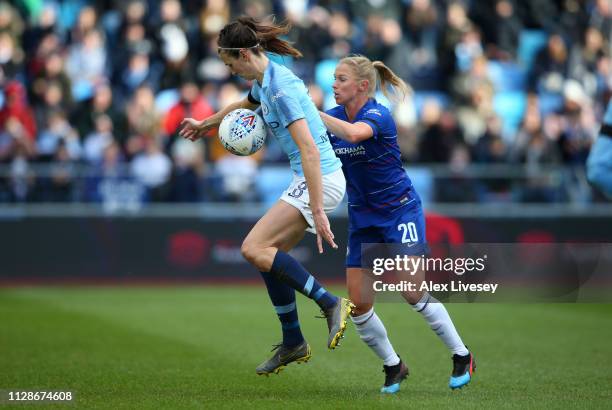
398, 222, 418, 243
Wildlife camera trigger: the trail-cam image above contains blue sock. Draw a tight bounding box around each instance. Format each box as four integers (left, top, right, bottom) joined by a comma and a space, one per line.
269, 250, 338, 310
260, 271, 305, 347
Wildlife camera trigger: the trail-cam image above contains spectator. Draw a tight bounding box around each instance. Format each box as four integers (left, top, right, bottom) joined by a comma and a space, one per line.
110, 21, 156, 96
114, 49, 161, 105
0, 81, 37, 142
489, 0, 523, 60
65, 28, 108, 100
0, 0, 609, 205
130, 136, 172, 201
515, 0, 559, 32
83, 114, 114, 164
473, 116, 508, 164
37, 109, 82, 162
511, 104, 563, 202
31, 51, 73, 114
71, 82, 128, 146
568, 26, 609, 99
589, 0, 611, 40
558, 80, 597, 164
0, 2, 24, 43
0, 31, 25, 80
419, 104, 465, 163
21, 3, 58, 56
438, 1, 474, 87
8, 142, 35, 202
125, 84, 161, 157
453, 55, 495, 143
69, 5, 99, 44
170, 137, 206, 202
162, 81, 214, 144
436, 143, 479, 203
529, 33, 570, 94
47, 141, 77, 202
214, 154, 260, 202
403, 0, 439, 55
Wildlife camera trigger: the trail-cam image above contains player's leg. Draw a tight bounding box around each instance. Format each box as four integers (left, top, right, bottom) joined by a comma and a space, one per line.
242, 200, 338, 308
241, 199, 351, 348
346, 228, 408, 393
348, 267, 408, 393
256, 227, 311, 375
409, 290, 475, 389
387, 205, 474, 388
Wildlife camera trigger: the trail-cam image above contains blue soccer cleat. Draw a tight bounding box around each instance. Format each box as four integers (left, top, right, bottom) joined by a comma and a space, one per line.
449, 351, 476, 389
380, 358, 409, 394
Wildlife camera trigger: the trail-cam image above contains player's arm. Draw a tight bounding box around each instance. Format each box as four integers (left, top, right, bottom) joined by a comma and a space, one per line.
319, 111, 374, 144
179, 96, 259, 141
288, 119, 337, 253
289, 119, 323, 217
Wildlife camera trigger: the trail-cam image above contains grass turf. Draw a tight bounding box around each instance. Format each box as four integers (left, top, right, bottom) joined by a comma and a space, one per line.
1, 286, 611, 409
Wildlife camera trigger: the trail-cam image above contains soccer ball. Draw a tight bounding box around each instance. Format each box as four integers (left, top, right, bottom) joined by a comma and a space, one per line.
218, 109, 266, 156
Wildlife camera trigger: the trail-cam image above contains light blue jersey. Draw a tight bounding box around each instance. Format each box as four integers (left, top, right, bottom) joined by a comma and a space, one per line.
249, 61, 341, 176
586, 99, 612, 198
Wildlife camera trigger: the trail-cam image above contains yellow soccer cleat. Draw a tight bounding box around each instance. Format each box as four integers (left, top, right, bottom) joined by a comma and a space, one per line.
321, 297, 355, 349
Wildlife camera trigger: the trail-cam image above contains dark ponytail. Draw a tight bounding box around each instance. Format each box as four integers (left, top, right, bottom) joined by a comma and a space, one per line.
217, 16, 302, 58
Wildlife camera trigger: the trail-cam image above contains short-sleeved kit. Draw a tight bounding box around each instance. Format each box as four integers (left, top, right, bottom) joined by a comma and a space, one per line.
249, 61, 345, 231
327, 99, 428, 267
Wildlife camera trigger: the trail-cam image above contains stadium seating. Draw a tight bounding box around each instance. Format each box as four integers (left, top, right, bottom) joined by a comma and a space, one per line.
315, 59, 340, 95
413, 91, 451, 119
256, 166, 295, 207
518, 30, 548, 70
493, 91, 528, 136
487, 61, 527, 93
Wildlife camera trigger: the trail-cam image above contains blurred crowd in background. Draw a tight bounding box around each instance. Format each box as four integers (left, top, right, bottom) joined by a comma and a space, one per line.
0, 0, 610, 207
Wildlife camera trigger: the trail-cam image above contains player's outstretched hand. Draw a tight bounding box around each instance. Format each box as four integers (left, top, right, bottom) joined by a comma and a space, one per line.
179, 118, 214, 141
313, 210, 338, 254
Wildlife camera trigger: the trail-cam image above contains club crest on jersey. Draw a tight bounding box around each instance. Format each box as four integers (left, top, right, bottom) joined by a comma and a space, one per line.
271, 90, 285, 102
365, 109, 382, 117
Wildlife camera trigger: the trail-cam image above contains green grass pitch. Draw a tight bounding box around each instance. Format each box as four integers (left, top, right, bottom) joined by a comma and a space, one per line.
1, 286, 611, 409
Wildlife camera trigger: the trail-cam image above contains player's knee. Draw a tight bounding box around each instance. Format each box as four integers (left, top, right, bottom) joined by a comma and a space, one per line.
240, 240, 259, 266
402, 289, 424, 305
351, 302, 374, 317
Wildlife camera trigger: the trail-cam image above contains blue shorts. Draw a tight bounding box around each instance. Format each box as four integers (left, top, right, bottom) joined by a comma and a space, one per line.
346, 205, 429, 268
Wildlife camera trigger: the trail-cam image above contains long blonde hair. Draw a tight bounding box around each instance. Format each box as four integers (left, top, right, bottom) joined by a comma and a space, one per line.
338, 55, 411, 102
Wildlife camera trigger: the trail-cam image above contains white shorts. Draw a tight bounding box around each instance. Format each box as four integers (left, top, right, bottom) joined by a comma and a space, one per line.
280, 168, 346, 234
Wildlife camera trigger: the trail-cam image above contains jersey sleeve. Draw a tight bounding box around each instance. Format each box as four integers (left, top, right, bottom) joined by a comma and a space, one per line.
271, 84, 305, 128
359, 108, 387, 139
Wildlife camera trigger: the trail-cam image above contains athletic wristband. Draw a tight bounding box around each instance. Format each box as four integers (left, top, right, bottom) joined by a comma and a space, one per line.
600, 124, 612, 138
247, 91, 260, 105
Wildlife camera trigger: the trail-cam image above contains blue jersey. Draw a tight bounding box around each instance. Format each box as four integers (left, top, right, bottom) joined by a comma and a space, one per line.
327, 99, 418, 229
249, 61, 341, 176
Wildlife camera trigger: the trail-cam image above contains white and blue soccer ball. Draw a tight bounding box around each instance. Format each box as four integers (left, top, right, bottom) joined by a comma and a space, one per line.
218, 108, 266, 156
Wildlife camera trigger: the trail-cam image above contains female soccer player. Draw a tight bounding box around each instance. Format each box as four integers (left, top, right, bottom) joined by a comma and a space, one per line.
179, 17, 353, 375
319, 56, 475, 393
